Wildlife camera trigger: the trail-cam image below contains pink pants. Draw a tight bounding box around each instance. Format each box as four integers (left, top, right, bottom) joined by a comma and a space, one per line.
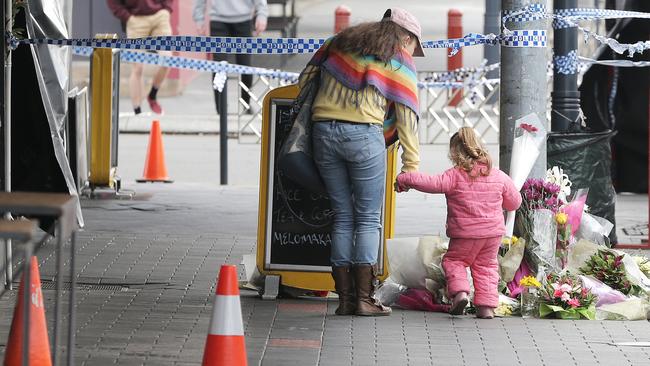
442, 236, 501, 308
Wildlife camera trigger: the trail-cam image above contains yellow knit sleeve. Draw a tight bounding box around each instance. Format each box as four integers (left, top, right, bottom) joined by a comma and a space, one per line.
394, 103, 420, 172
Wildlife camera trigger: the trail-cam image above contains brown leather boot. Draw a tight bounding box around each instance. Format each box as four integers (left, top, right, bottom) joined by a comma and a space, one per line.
353, 264, 391, 316
332, 266, 356, 315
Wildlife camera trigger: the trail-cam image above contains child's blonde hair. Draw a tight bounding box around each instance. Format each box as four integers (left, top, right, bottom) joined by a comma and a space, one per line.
449, 127, 492, 177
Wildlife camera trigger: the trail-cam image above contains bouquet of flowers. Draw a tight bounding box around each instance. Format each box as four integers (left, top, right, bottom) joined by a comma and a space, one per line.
516, 178, 562, 272
520, 179, 562, 212
555, 212, 571, 269
545, 166, 572, 203
580, 249, 643, 296
505, 117, 548, 238
539, 271, 597, 320
520, 275, 542, 318
498, 236, 526, 283
495, 295, 520, 317
633, 256, 650, 278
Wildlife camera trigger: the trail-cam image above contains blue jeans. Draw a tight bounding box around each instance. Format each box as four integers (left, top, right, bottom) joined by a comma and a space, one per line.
312, 121, 386, 266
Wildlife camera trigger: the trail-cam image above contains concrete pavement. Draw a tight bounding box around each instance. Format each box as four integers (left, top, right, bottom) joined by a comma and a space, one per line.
0, 135, 648, 365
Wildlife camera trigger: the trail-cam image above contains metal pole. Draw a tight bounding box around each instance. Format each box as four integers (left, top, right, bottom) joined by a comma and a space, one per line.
4, 0, 14, 291
484, 0, 501, 103
53, 221, 63, 366
219, 78, 228, 185
500, 0, 548, 175
67, 231, 77, 366
551, 0, 580, 131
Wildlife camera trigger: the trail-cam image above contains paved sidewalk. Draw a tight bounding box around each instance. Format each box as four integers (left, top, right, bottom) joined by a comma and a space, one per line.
0, 180, 648, 365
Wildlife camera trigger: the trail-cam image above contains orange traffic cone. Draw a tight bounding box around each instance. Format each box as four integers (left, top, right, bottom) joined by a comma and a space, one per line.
136, 120, 173, 183
202, 265, 247, 366
3, 257, 52, 366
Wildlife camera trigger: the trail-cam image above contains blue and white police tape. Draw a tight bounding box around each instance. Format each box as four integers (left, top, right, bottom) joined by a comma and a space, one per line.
424, 62, 500, 84
578, 56, 650, 68
502, 3, 548, 23
422, 30, 546, 55
16, 29, 546, 56
548, 55, 650, 78
503, 4, 650, 28
73, 46, 488, 90
502, 4, 650, 57
17, 36, 327, 54
554, 8, 650, 28
553, 50, 579, 75
73, 46, 300, 82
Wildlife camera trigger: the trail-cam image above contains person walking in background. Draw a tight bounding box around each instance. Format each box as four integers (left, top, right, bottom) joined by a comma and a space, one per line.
300, 8, 424, 317
396, 127, 522, 319
107, 0, 173, 115
192, 0, 268, 114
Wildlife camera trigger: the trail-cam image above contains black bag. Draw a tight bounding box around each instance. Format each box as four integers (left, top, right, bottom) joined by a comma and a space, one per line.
547, 130, 618, 244
277, 74, 327, 195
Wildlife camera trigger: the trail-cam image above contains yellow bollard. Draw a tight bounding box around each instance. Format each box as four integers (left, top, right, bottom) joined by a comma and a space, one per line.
89, 34, 119, 188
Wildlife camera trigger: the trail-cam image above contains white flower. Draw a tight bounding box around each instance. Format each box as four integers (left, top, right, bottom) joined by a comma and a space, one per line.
546, 166, 572, 202
560, 283, 572, 292
552, 283, 560, 290
561, 292, 571, 302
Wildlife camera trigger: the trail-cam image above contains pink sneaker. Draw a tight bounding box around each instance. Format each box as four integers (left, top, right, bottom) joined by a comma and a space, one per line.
449, 292, 468, 315
147, 96, 163, 115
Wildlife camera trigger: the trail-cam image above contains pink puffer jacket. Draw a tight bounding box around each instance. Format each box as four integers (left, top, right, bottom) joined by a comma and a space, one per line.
397, 164, 522, 239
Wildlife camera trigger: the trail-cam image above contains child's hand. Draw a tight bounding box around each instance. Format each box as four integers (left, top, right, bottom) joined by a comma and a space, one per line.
395, 173, 410, 193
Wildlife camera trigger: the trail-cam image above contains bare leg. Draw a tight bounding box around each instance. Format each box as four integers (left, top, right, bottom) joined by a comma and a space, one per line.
151, 66, 168, 89
151, 51, 170, 89
146, 51, 170, 114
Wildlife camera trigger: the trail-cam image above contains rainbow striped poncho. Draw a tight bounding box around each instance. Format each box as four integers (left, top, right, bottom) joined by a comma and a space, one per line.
308, 41, 419, 146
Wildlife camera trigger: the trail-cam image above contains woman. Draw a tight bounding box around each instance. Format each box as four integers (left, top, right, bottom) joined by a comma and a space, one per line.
298, 8, 423, 316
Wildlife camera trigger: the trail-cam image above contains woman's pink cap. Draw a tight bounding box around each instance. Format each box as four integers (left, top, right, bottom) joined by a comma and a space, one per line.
382, 8, 425, 57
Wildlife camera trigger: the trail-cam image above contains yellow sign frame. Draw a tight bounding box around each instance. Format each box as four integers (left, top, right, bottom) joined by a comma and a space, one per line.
256, 85, 397, 291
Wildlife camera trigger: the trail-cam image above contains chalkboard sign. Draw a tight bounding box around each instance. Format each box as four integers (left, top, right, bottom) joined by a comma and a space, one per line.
257, 85, 394, 285
267, 98, 334, 269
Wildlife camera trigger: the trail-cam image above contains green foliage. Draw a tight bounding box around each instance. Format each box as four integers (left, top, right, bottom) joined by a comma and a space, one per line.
580, 249, 642, 296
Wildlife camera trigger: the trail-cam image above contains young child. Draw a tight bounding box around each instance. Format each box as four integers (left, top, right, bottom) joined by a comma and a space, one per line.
396, 127, 522, 318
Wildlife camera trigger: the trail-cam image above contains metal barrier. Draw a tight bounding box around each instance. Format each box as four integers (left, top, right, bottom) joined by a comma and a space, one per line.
237, 75, 292, 144
418, 74, 501, 145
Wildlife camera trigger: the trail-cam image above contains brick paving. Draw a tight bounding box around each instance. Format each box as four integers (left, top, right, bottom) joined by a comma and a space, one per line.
0, 184, 648, 365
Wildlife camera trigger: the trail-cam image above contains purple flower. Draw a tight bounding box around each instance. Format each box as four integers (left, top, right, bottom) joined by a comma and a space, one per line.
614, 256, 623, 267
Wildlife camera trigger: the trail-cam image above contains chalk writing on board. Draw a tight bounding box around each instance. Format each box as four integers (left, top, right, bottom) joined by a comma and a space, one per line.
273, 232, 332, 247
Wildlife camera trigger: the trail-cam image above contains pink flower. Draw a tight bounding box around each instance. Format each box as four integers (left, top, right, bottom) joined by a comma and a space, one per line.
560, 284, 572, 292
561, 292, 571, 302
568, 298, 580, 308
520, 123, 539, 133
614, 256, 623, 267
553, 289, 564, 298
